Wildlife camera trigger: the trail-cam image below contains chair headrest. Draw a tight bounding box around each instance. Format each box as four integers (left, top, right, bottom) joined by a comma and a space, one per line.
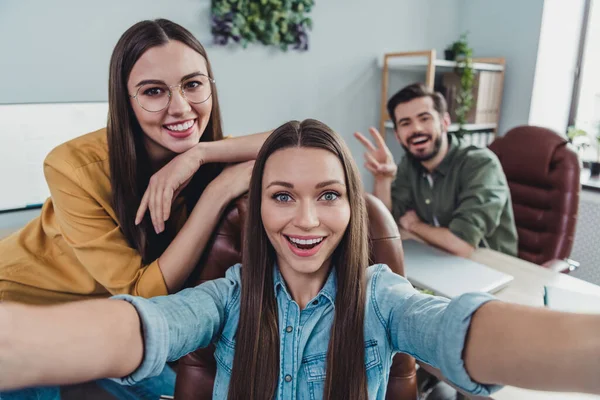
489, 125, 570, 185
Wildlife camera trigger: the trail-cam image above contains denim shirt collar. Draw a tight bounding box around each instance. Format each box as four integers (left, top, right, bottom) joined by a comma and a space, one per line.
273, 263, 337, 307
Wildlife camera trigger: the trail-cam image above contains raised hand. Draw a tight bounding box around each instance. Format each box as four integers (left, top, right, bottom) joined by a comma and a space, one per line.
354, 127, 397, 179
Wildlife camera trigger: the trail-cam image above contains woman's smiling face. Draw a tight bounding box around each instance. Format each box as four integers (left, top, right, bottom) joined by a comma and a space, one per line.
261, 147, 351, 279
127, 40, 213, 162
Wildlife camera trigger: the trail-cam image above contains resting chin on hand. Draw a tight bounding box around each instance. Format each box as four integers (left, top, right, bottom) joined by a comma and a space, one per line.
399, 210, 475, 258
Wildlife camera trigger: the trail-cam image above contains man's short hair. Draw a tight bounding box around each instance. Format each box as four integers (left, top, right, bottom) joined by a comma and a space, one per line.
386, 83, 448, 129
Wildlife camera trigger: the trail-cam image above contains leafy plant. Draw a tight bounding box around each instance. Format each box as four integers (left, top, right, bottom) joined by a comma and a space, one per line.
448, 32, 474, 137
211, 0, 314, 51
446, 32, 471, 60
566, 125, 588, 143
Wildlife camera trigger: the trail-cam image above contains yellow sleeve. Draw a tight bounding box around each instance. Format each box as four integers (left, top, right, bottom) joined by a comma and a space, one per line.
43, 154, 168, 298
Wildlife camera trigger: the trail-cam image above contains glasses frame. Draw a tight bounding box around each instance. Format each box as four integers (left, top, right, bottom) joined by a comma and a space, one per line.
129, 74, 216, 113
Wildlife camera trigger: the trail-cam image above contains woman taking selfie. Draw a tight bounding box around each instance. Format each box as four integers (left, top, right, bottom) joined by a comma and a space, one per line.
0, 18, 269, 399
1, 119, 600, 400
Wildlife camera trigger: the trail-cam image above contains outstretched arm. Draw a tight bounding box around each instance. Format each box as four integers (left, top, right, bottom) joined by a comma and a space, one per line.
464, 301, 600, 394
375, 264, 600, 396
0, 265, 237, 391
0, 299, 142, 390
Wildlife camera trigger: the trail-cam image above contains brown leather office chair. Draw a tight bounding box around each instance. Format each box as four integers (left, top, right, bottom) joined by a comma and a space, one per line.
488, 126, 580, 270
174, 193, 418, 400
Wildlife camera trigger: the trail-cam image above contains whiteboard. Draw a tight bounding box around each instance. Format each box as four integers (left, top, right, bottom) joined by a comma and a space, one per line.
0, 102, 109, 212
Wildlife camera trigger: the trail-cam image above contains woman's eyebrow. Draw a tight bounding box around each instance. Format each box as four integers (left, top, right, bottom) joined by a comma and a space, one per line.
135, 79, 165, 87
315, 180, 345, 189
135, 71, 207, 87
181, 71, 207, 81
266, 181, 293, 189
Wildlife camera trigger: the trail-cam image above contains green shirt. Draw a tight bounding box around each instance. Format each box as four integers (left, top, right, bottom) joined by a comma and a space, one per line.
391, 134, 518, 256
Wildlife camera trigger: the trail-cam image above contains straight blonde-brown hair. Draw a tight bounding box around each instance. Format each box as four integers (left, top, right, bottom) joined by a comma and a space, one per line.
228, 119, 369, 400
107, 19, 224, 263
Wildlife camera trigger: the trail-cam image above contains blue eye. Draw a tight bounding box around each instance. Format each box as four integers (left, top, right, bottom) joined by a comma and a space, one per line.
320, 192, 339, 202
273, 193, 292, 202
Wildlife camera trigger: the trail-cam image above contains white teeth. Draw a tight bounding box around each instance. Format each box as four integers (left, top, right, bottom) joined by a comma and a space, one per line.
166, 120, 194, 131
288, 237, 324, 245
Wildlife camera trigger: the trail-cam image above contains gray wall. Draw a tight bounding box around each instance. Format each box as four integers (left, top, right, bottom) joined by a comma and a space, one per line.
0, 0, 462, 193
459, 0, 545, 135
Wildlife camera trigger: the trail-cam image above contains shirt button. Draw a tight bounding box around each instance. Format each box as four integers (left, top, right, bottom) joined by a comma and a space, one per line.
285, 374, 292, 382
425, 198, 431, 205
285, 326, 293, 333
312, 300, 318, 305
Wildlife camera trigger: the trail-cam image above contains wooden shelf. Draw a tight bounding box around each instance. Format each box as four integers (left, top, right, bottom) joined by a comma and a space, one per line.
383, 120, 497, 133
377, 57, 505, 72
378, 50, 505, 138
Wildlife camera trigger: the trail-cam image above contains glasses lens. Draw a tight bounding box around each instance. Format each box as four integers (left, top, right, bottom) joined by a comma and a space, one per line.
137, 84, 170, 112
182, 75, 212, 104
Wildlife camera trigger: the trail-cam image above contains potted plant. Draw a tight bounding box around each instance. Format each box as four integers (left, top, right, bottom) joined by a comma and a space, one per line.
566, 125, 589, 170
445, 32, 474, 136
445, 32, 471, 61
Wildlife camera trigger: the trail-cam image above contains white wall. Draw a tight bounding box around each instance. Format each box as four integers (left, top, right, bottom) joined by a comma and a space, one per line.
0, 0, 462, 194
459, 0, 545, 135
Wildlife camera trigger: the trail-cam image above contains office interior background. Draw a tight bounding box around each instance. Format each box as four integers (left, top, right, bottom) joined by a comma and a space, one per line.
1, 0, 600, 284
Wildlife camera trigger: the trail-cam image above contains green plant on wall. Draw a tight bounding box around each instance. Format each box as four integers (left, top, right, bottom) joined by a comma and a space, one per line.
447, 32, 474, 137
212, 0, 314, 51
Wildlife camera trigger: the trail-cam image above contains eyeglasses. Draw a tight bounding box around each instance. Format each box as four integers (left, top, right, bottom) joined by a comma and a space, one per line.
129, 74, 215, 112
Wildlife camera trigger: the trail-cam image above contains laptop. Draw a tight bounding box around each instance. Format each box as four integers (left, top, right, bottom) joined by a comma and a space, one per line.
402, 239, 514, 298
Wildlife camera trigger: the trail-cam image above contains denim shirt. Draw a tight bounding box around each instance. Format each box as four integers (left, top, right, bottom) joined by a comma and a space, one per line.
112, 264, 500, 399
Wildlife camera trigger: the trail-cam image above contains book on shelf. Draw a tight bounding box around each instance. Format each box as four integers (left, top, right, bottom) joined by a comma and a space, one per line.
440, 70, 502, 125
460, 130, 495, 148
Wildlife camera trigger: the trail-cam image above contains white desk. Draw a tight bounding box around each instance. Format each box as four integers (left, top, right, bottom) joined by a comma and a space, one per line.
471, 248, 600, 307
400, 231, 600, 400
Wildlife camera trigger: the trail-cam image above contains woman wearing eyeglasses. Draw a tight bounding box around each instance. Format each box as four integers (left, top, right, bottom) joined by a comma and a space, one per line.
0, 18, 269, 399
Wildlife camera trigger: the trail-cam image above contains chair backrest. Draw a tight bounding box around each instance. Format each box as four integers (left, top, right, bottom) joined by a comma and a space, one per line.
175, 193, 417, 400
488, 125, 580, 265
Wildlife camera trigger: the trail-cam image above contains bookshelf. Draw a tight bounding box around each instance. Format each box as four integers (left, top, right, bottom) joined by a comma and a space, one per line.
379, 49, 506, 146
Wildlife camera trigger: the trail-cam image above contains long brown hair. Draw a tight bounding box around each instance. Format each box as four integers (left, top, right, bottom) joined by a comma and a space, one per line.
107, 19, 223, 263
229, 119, 369, 400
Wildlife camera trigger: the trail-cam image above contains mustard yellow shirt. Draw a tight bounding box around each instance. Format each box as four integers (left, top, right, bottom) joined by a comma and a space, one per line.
0, 128, 188, 305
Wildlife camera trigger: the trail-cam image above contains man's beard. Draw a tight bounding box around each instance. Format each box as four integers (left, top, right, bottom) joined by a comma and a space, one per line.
402, 134, 443, 162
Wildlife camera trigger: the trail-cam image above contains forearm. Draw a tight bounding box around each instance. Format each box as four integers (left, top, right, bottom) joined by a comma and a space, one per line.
410, 222, 475, 257
464, 301, 600, 394
373, 176, 394, 211
0, 300, 142, 390
196, 130, 271, 164
158, 184, 232, 292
